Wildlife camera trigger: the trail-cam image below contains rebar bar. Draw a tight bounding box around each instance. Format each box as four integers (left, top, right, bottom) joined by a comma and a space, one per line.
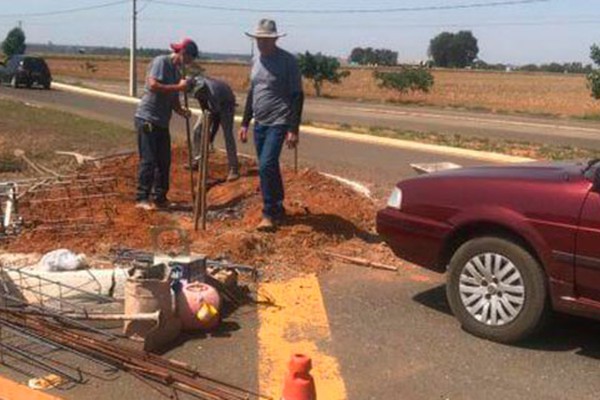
0, 340, 84, 383
0, 309, 271, 400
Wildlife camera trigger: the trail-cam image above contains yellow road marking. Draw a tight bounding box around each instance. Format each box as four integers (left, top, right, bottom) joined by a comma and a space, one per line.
0, 376, 63, 400
258, 274, 347, 400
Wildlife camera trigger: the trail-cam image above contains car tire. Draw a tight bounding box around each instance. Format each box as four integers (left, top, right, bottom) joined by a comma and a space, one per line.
10, 76, 18, 88
43, 81, 51, 90
446, 236, 548, 343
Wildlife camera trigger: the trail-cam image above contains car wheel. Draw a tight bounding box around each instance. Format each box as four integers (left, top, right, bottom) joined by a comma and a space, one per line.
446, 236, 548, 343
10, 76, 18, 88
43, 81, 51, 90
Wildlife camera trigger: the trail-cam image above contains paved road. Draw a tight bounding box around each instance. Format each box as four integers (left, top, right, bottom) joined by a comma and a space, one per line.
0, 85, 487, 199
303, 97, 600, 150
42, 77, 600, 150
1, 86, 599, 400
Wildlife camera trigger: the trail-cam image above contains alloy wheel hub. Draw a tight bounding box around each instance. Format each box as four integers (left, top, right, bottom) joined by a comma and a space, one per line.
458, 252, 525, 326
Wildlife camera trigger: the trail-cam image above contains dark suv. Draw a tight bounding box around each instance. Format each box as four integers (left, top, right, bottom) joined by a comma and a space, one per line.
0, 55, 52, 89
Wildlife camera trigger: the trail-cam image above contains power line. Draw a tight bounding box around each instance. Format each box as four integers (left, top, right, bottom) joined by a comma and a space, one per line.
134, 16, 600, 29
138, 0, 154, 14
150, 0, 551, 14
0, 0, 129, 18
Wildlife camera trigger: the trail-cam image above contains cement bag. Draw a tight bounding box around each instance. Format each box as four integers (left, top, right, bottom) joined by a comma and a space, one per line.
38, 249, 88, 272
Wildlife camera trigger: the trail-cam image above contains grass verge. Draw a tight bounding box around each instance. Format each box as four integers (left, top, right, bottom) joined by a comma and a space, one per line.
304, 121, 600, 161
0, 98, 134, 176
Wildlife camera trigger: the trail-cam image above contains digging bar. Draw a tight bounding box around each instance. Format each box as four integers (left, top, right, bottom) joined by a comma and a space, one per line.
182, 66, 195, 204
194, 111, 212, 231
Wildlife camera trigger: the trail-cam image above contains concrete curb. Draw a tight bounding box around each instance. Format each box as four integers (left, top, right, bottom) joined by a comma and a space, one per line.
53, 82, 535, 164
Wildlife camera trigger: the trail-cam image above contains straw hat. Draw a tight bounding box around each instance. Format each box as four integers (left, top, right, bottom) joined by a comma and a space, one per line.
245, 19, 286, 38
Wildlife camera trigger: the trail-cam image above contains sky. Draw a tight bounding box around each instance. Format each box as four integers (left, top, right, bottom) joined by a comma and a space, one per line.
1, 0, 599, 65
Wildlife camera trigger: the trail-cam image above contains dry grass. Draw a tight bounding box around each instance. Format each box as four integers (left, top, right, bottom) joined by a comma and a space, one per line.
45, 55, 600, 118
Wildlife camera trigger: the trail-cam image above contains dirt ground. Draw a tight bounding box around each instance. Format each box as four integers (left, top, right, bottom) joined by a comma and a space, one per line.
45, 56, 600, 118
2, 149, 404, 280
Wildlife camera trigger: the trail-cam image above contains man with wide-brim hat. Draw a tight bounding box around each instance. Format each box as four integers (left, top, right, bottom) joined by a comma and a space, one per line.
239, 19, 304, 231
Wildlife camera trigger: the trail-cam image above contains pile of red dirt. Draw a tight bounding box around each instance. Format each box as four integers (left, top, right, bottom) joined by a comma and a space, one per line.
4, 148, 405, 278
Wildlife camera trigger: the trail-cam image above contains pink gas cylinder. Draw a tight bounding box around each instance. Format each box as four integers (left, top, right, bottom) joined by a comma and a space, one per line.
176, 282, 221, 331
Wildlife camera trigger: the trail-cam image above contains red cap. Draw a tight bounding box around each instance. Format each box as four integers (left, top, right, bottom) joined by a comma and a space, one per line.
170, 38, 199, 58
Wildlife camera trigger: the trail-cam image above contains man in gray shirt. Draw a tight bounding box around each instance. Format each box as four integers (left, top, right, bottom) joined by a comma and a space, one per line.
190, 76, 239, 181
134, 38, 198, 210
240, 19, 304, 231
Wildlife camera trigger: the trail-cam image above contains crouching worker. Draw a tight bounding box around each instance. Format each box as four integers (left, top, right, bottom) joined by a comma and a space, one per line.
189, 76, 240, 182
134, 38, 198, 210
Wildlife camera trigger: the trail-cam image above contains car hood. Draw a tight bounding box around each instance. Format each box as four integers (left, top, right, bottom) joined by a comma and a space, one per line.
412, 161, 587, 183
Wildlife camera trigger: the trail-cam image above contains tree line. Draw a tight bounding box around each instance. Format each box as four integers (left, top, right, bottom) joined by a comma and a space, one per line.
3, 26, 599, 101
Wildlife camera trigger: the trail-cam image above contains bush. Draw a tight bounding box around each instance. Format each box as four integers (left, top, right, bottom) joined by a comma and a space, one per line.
373, 68, 434, 94
588, 70, 600, 100
588, 44, 600, 100
298, 52, 350, 97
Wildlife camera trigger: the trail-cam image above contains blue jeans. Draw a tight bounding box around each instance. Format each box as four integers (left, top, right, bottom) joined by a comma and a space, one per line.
253, 123, 287, 219
135, 118, 171, 202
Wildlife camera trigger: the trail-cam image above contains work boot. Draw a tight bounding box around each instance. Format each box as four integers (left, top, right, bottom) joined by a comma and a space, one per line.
135, 200, 156, 211
154, 197, 174, 210
226, 169, 240, 182
273, 206, 287, 224
256, 216, 276, 232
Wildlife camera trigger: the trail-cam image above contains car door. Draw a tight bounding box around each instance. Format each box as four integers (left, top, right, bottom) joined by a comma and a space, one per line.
575, 187, 600, 300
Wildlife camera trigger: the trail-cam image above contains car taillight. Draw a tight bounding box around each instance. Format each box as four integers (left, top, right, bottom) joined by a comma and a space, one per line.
387, 187, 403, 210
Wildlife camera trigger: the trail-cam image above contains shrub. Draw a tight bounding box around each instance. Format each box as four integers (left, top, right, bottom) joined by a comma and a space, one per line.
373, 68, 434, 94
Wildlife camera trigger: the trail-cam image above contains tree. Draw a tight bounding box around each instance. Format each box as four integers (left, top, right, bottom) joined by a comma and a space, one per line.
349, 47, 365, 64
374, 68, 434, 94
428, 31, 479, 68
348, 47, 397, 66
2, 27, 26, 58
298, 52, 350, 97
588, 44, 600, 99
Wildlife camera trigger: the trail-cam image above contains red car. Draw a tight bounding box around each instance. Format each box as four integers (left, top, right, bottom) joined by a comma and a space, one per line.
376, 160, 600, 343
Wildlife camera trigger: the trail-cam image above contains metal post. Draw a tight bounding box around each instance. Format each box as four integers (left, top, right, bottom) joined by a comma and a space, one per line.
182, 66, 196, 204
194, 111, 211, 231
129, 0, 137, 97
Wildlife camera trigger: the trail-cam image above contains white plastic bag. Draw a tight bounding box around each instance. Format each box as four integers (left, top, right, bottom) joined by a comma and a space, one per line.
38, 249, 88, 272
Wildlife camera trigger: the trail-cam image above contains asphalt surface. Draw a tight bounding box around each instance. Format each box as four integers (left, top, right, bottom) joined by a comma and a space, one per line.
0, 85, 486, 199
302, 96, 600, 150
45, 77, 600, 150
1, 86, 600, 399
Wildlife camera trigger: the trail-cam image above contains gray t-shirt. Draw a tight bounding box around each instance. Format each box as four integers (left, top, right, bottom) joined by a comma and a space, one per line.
250, 48, 302, 126
196, 77, 236, 114
135, 55, 181, 128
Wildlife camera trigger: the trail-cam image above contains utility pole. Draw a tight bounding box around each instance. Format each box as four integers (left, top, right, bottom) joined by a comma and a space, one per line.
17, 20, 22, 29
129, 0, 137, 97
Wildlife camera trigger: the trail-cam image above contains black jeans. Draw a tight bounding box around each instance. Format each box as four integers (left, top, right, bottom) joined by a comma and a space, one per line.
135, 118, 171, 202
